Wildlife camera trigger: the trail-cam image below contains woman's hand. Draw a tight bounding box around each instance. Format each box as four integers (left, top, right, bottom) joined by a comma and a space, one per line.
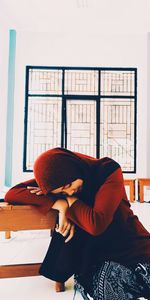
26, 190, 75, 242
56, 212, 75, 243
27, 186, 43, 196
52, 199, 75, 243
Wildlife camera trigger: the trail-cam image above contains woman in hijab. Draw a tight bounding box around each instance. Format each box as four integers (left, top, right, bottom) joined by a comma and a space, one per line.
5, 147, 150, 299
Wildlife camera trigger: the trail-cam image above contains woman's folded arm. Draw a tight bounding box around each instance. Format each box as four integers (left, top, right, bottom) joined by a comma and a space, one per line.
4, 179, 55, 214
66, 168, 127, 235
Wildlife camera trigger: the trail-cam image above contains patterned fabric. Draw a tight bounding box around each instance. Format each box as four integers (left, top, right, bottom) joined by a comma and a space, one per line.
74, 261, 150, 300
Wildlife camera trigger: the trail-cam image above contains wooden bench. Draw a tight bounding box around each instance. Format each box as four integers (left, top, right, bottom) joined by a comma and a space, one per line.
0, 203, 57, 278
138, 178, 150, 202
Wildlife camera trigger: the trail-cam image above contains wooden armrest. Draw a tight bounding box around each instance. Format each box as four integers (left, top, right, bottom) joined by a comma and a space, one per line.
0, 203, 58, 231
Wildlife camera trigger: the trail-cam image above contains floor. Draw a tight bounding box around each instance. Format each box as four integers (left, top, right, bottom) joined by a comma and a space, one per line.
0, 202, 150, 300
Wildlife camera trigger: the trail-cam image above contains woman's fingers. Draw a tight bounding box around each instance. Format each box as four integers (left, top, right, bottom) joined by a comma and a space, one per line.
56, 222, 69, 234
27, 186, 43, 195
55, 217, 71, 235
55, 211, 75, 242
57, 213, 68, 233
65, 225, 75, 243
36, 190, 43, 195
61, 223, 71, 237
27, 186, 40, 193
27, 186, 38, 190
56, 223, 75, 242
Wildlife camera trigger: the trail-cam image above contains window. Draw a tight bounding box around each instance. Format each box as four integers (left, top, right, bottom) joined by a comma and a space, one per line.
24, 66, 137, 173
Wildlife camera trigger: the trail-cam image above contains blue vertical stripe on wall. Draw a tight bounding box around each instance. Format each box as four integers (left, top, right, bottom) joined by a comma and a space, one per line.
5, 29, 16, 187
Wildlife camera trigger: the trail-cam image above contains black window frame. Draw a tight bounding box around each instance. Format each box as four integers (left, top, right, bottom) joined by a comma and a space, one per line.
23, 66, 137, 173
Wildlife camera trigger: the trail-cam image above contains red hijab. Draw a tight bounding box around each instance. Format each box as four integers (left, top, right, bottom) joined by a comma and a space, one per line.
33, 148, 88, 195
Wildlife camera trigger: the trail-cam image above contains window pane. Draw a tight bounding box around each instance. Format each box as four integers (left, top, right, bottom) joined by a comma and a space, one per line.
25, 67, 136, 172
101, 71, 135, 96
100, 98, 135, 171
65, 70, 98, 95
66, 100, 96, 157
29, 69, 62, 95
26, 97, 61, 170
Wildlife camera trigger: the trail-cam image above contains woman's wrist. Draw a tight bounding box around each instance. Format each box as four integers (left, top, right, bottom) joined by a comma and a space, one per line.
52, 199, 68, 213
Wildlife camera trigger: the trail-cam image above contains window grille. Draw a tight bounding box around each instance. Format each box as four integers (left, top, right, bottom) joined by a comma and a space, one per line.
24, 66, 137, 172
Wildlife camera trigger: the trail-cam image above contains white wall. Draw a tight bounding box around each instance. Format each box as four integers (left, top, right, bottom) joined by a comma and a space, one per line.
147, 33, 150, 177
11, 31, 148, 184
1, 0, 150, 35
1, 0, 150, 187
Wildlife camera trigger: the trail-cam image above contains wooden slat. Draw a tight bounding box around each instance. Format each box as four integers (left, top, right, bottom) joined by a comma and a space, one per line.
124, 179, 135, 202
5, 231, 11, 239
138, 178, 150, 202
0, 263, 41, 278
0, 204, 58, 231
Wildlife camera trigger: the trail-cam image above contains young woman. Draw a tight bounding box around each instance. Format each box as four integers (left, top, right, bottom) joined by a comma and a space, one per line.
5, 147, 150, 299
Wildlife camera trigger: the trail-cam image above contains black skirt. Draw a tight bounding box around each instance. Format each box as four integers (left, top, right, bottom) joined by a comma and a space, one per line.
39, 228, 92, 282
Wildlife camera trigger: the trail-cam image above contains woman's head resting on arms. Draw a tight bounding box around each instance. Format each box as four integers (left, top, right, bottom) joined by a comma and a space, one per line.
33, 148, 84, 196
51, 178, 83, 196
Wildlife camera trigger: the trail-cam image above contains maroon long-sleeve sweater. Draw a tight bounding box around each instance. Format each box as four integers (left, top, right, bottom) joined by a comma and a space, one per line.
4, 148, 150, 266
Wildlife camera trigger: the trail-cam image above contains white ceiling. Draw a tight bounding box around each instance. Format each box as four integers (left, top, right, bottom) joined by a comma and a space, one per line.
0, 0, 150, 34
